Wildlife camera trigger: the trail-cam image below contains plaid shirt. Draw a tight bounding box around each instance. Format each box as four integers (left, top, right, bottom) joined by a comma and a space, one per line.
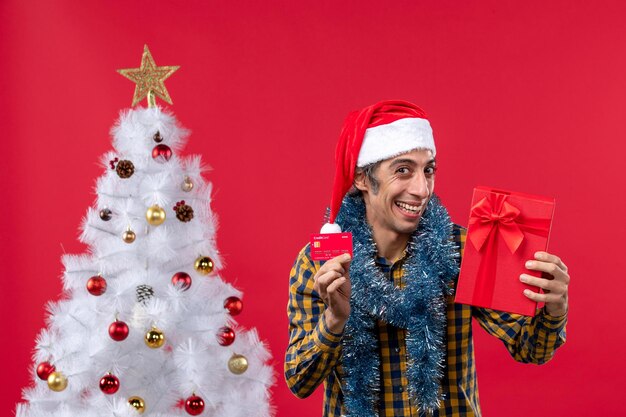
285, 225, 567, 416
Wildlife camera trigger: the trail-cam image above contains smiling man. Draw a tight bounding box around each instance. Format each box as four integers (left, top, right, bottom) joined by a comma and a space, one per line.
284, 100, 569, 417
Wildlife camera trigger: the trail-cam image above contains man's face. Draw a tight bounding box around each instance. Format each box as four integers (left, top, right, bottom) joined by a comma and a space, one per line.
355, 148, 436, 238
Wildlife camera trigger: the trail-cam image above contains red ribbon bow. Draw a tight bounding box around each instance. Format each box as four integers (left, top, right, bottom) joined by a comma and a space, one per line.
468, 194, 551, 253
468, 195, 524, 254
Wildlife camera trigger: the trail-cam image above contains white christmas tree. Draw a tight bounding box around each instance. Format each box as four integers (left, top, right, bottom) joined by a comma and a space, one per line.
16, 46, 274, 417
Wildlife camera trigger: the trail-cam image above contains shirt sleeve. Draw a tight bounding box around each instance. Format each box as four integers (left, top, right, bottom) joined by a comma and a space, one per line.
472, 306, 567, 364
454, 225, 568, 364
284, 245, 343, 398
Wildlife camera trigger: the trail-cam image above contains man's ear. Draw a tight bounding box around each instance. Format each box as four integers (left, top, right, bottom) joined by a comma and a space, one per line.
353, 169, 368, 192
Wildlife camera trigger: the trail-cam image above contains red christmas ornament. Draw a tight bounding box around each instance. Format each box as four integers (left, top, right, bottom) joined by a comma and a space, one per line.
152, 144, 172, 162
99, 373, 120, 395
184, 395, 205, 416
171, 272, 192, 290
87, 276, 107, 296
217, 326, 235, 346
224, 296, 243, 316
108, 320, 129, 341
36, 362, 55, 381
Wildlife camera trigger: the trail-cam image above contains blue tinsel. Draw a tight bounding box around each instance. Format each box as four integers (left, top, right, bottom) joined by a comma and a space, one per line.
335, 193, 460, 416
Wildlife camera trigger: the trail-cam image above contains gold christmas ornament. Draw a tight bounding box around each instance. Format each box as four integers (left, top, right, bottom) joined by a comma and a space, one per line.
145, 327, 165, 349
194, 256, 214, 275
182, 176, 194, 192
47, 371, 68, 392
228, 354, 249, 375
123, 228, 136, 243
117, 45, 180, 107
128, 396, 146, 414
146, 205, 166, 226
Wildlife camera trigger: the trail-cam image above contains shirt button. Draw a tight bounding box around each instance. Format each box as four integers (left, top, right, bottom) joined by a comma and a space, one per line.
394, 347, 400, 353
398, 386, 404, 392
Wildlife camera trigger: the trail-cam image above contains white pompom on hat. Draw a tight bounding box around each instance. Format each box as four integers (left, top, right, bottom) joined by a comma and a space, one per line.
320, 100, 436, 234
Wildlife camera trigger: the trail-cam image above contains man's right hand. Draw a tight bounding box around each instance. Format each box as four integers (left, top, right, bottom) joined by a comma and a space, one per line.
313, 253, 352, 334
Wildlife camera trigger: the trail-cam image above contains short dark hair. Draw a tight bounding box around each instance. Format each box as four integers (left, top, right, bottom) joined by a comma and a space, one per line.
351, 160, 382, 195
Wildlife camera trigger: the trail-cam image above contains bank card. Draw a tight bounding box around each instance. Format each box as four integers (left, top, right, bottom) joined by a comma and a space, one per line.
310, 232, 353, 261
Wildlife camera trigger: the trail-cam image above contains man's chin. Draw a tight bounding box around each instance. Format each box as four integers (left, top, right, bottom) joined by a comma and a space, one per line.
396, 218, 422, 235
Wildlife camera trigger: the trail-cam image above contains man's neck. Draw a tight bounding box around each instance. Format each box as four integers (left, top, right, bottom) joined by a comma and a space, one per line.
370, 227, 410, 263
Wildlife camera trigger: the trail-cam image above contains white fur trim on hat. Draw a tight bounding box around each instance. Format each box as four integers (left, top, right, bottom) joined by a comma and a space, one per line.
357, 117, 436, 167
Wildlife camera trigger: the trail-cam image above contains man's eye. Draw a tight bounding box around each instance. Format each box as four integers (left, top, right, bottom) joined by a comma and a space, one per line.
396, 167, 410, 174
425, 166, 437, 175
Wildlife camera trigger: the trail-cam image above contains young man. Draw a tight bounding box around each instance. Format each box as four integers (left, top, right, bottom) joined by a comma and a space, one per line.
284, 100, 569, 417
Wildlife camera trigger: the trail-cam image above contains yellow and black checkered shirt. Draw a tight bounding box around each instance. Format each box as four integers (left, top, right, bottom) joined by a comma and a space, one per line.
285, 225, 567, 416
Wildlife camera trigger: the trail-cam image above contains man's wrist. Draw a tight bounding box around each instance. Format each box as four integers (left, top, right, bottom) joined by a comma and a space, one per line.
545, 307, 568, 317
545, 298, 568, 318
324, 310, 347, 335
312, 311, 344, 352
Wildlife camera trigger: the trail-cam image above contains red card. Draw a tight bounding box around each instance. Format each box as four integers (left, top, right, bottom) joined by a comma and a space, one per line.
310, 232, 353, 261
454, 186, 555, 316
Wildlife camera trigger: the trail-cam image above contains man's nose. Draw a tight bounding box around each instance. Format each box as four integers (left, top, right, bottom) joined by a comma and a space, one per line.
408, 172, 430, 199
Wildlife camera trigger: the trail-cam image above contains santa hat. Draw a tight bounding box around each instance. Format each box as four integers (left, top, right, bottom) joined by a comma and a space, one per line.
320, 100, 436, 233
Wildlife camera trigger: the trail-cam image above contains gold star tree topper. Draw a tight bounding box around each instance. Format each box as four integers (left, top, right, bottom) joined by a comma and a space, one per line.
117, 45, 180, 107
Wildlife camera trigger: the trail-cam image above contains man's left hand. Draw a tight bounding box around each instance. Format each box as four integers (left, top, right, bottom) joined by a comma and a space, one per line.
520, 251, 569, 317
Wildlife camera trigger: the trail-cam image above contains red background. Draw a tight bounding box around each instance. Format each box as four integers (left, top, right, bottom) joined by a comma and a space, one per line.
1, 1, 624, 416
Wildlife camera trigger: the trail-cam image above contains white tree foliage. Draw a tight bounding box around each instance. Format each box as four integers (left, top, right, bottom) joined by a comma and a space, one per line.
17, 107, 275, 417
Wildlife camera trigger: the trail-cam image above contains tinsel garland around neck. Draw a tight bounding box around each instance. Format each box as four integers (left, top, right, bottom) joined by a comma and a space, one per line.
335, 193, 459, 416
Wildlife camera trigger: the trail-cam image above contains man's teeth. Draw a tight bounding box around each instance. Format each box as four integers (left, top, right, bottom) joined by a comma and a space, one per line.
396, 202, 420, 213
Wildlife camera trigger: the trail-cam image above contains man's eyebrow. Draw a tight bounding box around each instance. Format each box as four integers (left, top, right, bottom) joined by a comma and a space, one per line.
390, 158, 417, 167
389, 158, 436, 167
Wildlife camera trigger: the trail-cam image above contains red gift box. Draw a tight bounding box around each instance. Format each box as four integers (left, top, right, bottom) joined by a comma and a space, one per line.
454, 186, 555, 316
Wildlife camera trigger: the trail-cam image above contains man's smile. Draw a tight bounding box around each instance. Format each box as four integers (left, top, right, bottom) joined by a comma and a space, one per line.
394, 200, 423, 218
